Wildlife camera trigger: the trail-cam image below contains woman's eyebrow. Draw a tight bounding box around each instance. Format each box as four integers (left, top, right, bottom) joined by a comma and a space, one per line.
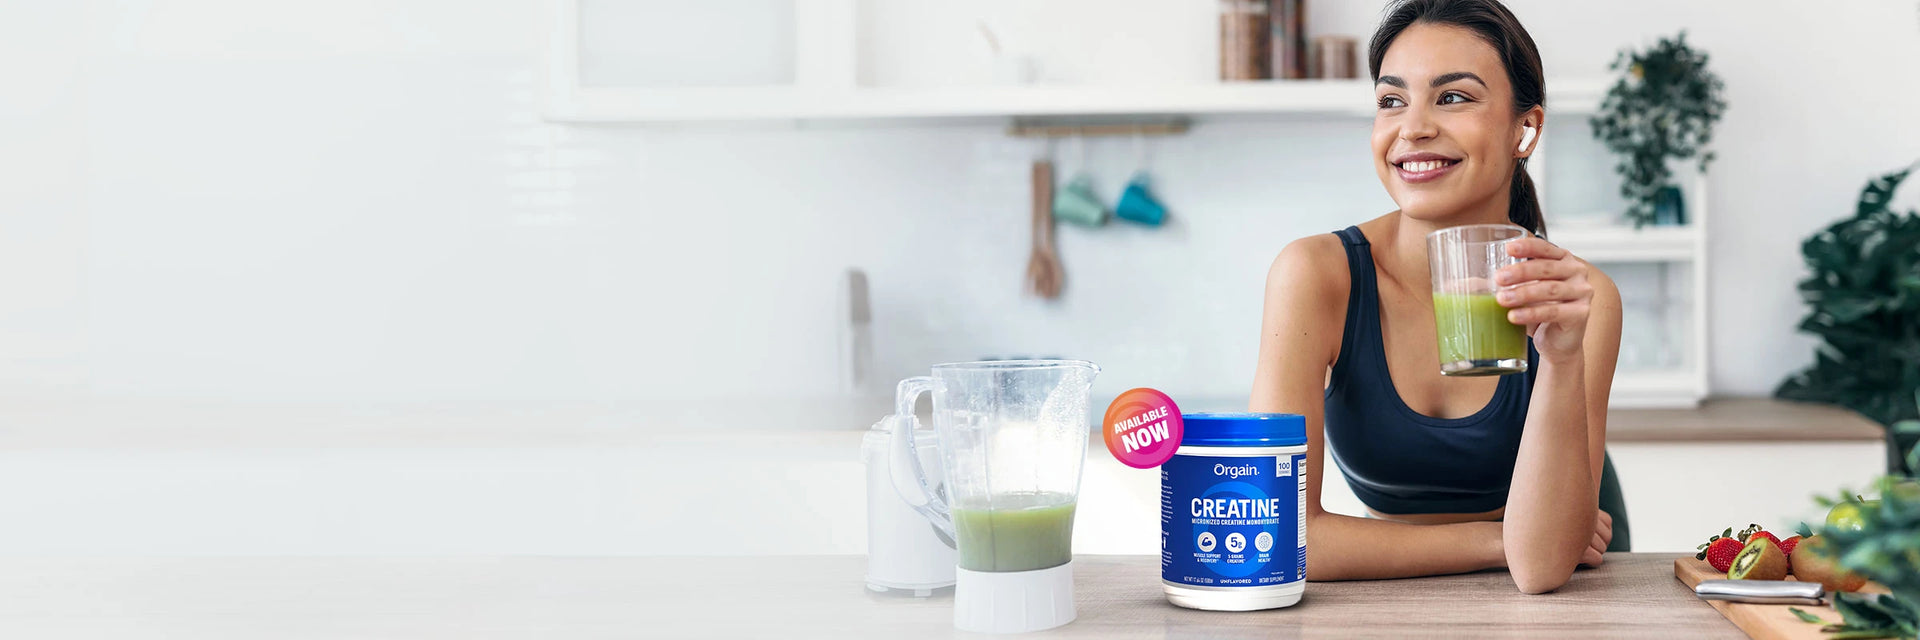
1432, 71, 1487, 88
1375, 72, 1485, 89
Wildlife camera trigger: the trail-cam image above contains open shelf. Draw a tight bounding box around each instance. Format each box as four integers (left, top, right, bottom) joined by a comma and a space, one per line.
544, 78, 1611, 124
1553, 223, 1702, 263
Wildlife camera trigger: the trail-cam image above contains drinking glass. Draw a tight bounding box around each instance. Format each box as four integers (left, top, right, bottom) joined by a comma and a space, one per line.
1427, 224, 1530, 376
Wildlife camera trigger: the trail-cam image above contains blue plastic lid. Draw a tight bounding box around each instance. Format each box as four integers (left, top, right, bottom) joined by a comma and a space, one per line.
1180, 412, 1307, 447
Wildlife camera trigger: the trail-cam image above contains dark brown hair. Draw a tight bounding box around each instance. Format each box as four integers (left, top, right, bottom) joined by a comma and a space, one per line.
1368, 0, 1547, 237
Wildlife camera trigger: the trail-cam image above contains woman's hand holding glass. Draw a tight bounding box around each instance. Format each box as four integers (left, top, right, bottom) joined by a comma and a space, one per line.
1493, 237, 1593, 362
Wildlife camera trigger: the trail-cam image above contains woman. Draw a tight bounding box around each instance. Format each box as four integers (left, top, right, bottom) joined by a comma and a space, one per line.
1249, 0, 1626, 594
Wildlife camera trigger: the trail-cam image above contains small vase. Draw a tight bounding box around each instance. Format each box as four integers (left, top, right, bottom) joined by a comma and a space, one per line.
1652, 185, 1686, 226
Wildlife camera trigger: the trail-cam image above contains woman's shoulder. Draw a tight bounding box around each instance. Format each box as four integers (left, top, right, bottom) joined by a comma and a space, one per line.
1260, 233, 1354, 370
1264, 232, 1351, 311
1561, 250, 1621, 312
1571, 254, 1623, 336
1578, 257, 1620, 301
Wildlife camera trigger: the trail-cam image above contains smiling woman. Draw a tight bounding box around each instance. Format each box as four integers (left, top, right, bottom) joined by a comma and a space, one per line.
1248, 0, 1628, 595
1368, 2, 1546, 238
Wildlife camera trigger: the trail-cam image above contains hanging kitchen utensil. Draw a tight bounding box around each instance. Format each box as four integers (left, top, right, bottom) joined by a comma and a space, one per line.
1052, 135, 1107, 227
1026, 160, 1064, 299
1115, 132, 1168, 226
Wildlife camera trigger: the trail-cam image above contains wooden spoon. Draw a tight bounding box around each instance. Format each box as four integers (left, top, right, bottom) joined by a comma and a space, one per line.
1026, 161, 1063, 299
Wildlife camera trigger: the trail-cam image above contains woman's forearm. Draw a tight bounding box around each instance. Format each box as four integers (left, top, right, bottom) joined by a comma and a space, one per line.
1306, 512, 1504, 581
1501, 353, 1595, 593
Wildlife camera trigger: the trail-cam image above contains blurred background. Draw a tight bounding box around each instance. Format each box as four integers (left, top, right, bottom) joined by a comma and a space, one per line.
1, 1, 1917, 559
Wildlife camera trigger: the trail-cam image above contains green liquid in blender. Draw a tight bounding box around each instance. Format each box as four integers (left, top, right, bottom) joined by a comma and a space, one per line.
952, 492, 1077, 572
1433, 292, 1527, 372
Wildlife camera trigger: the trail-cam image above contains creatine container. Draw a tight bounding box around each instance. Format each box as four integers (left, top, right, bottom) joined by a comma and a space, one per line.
1161, 412, 1308, 611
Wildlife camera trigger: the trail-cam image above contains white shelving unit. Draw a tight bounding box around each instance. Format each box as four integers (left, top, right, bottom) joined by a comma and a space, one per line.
544, 2, 1707, 408
1551, 220, 1701, 262
1551, 199, 1712, 409
547, 81, 1375, 123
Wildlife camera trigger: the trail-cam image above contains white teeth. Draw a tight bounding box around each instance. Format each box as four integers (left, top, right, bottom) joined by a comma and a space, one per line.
1401, 160, 1452, 172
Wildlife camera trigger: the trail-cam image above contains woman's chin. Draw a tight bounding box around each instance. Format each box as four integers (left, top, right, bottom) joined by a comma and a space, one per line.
1394, 201, 1466, 223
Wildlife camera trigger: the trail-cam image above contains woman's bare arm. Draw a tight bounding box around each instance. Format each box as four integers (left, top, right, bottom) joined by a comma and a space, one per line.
1580, 267, 1624, 564
1250, 237, 1506, 581
1581, 268, 1622, 489
1497, 247, 1624, 593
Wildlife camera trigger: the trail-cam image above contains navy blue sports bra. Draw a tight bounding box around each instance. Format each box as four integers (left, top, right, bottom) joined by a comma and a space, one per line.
1322, 226, 1539, 515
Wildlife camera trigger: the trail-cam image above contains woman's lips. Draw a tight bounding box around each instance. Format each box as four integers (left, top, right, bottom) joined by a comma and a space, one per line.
1395, 158, 1461, 183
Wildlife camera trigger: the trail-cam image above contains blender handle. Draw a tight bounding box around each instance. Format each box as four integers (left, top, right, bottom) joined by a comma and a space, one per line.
887, 376, 955, 540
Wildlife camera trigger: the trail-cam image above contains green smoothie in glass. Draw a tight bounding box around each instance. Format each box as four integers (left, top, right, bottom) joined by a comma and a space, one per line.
952, 491, 1077, 572
1433, 292, 1528, 374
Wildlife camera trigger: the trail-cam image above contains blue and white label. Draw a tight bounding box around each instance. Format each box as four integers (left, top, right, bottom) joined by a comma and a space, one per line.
1161, 453, 1307, 587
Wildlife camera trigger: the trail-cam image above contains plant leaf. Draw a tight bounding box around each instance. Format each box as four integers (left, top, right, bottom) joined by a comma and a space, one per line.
1835, 592, 1900, 630
1791, 607, 1826, 623
1860, 168, 1914, 218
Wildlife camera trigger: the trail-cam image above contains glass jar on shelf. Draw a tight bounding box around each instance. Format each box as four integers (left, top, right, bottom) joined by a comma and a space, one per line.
1219, 1, 1271, 81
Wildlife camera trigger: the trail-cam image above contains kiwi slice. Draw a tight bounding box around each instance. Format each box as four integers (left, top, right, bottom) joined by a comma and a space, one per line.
1728, 538, 1788, 581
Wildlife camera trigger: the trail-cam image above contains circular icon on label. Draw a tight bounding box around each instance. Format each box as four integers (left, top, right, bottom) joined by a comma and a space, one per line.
1196, 531, 1216, 552
1225, 532, 1246, 554
1255, 531, 1274, 553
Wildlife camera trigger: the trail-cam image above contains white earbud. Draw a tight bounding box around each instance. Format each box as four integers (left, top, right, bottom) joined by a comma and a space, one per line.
1518, 125, 1537, 153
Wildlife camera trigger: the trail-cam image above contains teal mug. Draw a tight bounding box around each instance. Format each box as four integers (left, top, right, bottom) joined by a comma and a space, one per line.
1053, 174, 1107, 227
1115, 173, 1166, 226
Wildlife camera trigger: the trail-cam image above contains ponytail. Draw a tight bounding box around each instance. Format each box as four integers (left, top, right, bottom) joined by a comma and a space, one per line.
1510, 159, 1546, 238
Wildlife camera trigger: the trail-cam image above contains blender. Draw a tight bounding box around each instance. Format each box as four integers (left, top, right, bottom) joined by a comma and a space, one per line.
885, 359, 1099, 634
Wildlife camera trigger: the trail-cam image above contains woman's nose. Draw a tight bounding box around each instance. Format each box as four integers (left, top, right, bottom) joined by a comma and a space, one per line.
1398, 106, 1439, 142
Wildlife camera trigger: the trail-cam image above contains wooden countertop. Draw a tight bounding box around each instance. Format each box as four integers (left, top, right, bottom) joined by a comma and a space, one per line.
0, 554, 1732, 637
726, 553, 1744, 638
1606, 397, 1883, 442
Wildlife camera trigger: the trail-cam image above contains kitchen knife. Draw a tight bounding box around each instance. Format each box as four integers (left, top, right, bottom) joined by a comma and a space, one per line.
1694, 579, 1825, 605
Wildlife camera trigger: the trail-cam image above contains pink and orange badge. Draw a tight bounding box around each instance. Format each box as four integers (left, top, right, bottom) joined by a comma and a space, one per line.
1103, 388, 1183, 469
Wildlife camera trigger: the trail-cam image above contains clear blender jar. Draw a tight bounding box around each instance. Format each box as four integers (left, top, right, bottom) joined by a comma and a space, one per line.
886, 359, 1099, 634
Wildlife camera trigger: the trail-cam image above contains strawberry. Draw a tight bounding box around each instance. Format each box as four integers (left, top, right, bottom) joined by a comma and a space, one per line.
1778, 535, 1801, 573
1748, 530, 1781, 550
1702, 537, 1745, 573
1696, 524, 1770, 573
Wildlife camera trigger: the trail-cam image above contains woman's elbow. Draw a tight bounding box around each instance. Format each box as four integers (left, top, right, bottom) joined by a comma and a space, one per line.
1503, 525, 1585, 594
1506, 551, 1577, 594
1505, 568, 1566, 591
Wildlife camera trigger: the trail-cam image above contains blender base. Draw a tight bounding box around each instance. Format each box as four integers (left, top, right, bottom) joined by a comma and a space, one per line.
953, 561, 1076, 633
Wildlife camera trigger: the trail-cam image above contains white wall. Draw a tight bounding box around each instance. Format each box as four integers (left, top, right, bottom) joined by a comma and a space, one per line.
3, 0, 1918, 419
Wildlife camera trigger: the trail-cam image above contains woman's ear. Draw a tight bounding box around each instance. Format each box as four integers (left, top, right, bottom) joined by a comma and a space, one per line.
1516, 108, 1545, 159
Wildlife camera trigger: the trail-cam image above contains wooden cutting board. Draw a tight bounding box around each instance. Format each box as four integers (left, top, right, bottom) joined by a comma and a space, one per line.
1673, 557, 1888, 640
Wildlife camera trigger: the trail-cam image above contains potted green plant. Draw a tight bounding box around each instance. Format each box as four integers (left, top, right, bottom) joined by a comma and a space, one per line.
1777, 164, 1920, 475
1589, 32, 1727, 228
